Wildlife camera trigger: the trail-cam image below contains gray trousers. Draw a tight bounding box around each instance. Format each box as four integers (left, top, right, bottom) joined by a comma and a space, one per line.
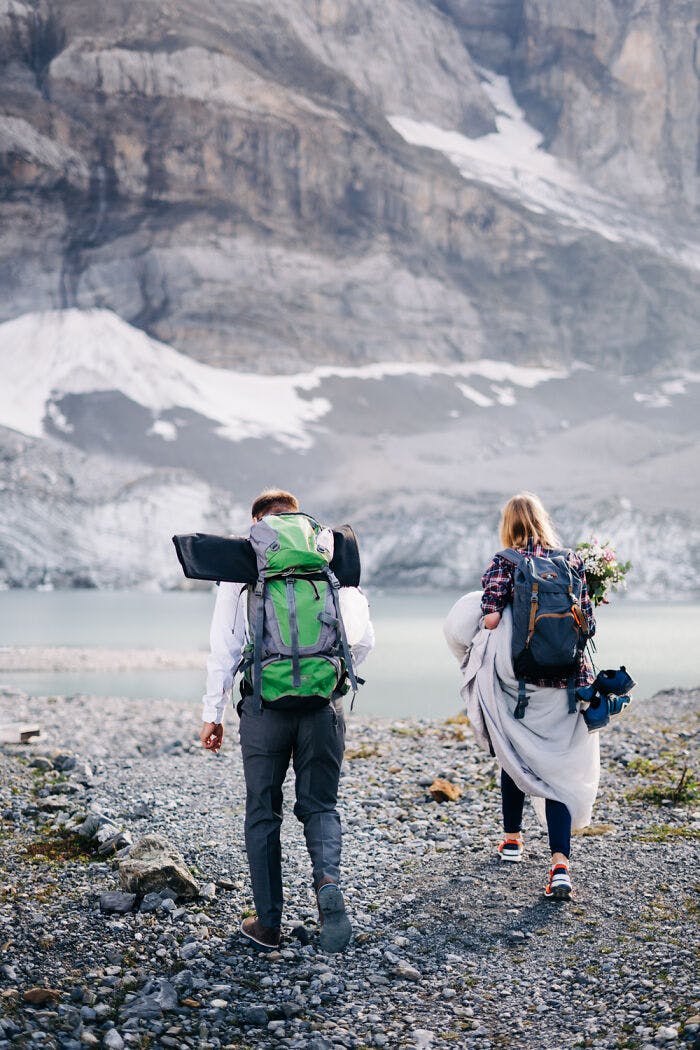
238, 696, 345, 928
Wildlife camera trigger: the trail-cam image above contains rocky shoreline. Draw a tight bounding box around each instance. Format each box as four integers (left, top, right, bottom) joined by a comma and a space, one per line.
0, 686, 698, 1050
0, 649, 206, 673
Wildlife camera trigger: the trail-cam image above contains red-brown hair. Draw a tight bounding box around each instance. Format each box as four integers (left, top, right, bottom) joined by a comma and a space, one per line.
251, 488, 299, 520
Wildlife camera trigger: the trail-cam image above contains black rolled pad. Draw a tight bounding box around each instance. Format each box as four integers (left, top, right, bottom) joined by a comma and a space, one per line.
330, 524, 361, 587
172, 524, 361, 587
172, 533, 257, 584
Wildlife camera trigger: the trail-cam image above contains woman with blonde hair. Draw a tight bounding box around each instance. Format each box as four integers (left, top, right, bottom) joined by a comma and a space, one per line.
444, 492, 598, 902
481, 492, 596, 899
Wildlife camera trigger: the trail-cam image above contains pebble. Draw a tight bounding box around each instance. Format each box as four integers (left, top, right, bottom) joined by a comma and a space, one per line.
243, 1005, 269, 1026
99, 891, 136, 914
102, 1031, 124, 1049
394, 961, 421, 981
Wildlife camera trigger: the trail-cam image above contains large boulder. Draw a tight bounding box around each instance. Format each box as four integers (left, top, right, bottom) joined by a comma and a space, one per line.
117, 834, 199, 899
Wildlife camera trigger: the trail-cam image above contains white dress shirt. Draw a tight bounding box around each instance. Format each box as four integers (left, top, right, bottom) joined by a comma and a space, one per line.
202, 581, 375, 723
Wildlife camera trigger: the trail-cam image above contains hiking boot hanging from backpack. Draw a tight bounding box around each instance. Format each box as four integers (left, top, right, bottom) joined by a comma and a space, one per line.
578, 666, 636, 732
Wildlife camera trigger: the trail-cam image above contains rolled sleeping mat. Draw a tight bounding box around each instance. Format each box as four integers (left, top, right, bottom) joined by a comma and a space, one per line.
173, 533, 257, 584
172, 523, 361, 587
328, 524, 361, 587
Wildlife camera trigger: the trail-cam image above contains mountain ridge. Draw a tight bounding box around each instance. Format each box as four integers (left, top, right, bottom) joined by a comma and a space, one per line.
1, 0, 699, 372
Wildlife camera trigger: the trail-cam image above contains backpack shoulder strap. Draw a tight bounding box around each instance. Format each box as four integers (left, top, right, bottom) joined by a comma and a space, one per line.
496, 548, 524, 566
324, 568, 359, 700
251, 573, 267, 711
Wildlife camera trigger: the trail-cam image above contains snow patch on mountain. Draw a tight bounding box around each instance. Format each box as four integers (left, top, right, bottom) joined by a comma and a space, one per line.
389, 70, 700, 271
0, 309, 569, 447
0, 309, 330, 449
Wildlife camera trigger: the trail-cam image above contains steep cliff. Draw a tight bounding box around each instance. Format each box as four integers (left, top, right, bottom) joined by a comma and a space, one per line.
439, 0, 700, 217
1, 0, 698, 373
1, 1, 699, 591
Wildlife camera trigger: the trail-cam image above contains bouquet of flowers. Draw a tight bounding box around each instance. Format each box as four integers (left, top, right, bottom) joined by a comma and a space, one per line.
575, 538, 631, 606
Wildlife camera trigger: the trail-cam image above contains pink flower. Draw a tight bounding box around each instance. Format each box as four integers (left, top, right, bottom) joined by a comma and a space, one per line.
604, 549, 615, 563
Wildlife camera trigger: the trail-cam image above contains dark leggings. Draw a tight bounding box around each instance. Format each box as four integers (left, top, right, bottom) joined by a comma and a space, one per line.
501, 769, 571, 858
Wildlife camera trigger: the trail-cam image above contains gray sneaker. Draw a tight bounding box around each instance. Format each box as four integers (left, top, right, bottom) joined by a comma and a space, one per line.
317, 883, 352, 953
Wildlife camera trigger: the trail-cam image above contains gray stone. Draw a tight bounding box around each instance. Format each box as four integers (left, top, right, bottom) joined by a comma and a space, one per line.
394, 960, 421, 981
198, 882, 216, 900
122, 980, 177, 1021
37, 797, 70, 812
97, 831, 132, 856
172, 970, 194, 991
291, 924, 311, 946
77, 813, 109, 840
94, 823, 122, 846
99, 892, 137, 915
139, 892, 162, 913
102, 1032, 124, 1049
242, 1005, 269, 1026
179, 941, 201, 961
97, 830, 132, 857
51, 751, 76, 771
118, 834, 199, 899
30, 756, 53, 771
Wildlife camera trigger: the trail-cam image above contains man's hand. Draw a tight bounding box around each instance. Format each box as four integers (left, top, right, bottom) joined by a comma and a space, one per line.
483, 611, 501, 630
200, 722, 224, 753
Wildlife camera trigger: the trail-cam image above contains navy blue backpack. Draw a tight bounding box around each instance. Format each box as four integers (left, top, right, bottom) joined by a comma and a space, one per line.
498, 548, 589, 719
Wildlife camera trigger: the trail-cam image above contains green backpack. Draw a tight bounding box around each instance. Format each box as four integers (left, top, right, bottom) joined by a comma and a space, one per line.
242, 513, 359, 710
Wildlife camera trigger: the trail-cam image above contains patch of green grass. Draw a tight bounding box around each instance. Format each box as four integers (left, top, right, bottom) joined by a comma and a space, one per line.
344, 743, 381, 760
636, 824, 700, 842
626, 759, 699, 806
626, 756, 657, 775
686, 892, 700, 916
24, 834, 92, 864
573, 823, 616, 836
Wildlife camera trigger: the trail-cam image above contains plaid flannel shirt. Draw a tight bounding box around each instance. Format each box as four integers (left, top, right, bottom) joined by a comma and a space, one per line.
481, 542, 596, 689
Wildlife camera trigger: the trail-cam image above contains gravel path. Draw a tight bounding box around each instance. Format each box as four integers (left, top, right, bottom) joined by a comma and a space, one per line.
0, 685, 698, 1050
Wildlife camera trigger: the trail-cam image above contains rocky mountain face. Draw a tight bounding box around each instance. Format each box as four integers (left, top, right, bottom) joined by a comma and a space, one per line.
0, 309, 698, 595
444, 0, 700, 217
1, 1, 699, 594
1, 0, 699, 374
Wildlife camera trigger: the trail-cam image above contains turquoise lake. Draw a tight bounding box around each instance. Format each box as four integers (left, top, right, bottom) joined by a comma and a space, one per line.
0, 591, 698, 720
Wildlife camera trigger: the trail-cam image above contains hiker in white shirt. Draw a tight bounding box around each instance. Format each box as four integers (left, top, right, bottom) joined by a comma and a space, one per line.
200, 488, 374, 953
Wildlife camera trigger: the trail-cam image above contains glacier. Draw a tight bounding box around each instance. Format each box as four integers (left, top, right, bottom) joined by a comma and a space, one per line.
0, 309, 698, 596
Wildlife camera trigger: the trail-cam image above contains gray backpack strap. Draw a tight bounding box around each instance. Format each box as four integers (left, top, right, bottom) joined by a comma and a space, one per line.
325, 569, 359, 701
252, 574, 267, 711
286, 577, 302, 689
497, 548, 524, 566
514, 678, 529, 719
567, 674, 577, 714
551, 553, 573, 583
